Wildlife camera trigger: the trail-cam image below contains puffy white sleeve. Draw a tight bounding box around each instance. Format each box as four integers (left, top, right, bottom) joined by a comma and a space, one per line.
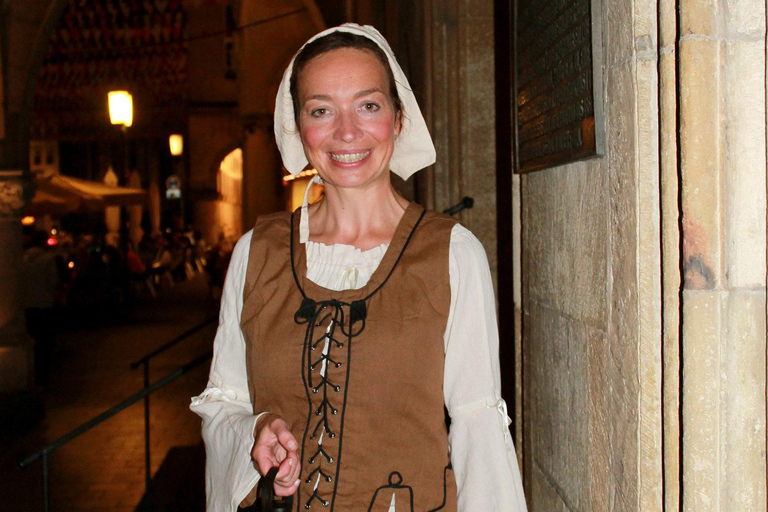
444, 225, 528, 512
190, 230, 266, 511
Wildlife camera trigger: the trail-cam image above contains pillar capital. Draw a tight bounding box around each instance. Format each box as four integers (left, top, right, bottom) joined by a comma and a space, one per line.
0, 170, 32, 219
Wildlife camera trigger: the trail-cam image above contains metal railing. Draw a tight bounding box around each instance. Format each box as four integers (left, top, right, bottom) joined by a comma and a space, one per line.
129, 315, 217, 502
18, 317, 217, 512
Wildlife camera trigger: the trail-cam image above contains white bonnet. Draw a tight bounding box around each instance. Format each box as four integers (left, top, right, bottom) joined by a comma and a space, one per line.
273, 23, 436, 181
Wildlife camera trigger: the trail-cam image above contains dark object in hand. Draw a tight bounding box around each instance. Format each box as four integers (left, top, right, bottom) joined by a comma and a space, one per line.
237, 467, 294, 512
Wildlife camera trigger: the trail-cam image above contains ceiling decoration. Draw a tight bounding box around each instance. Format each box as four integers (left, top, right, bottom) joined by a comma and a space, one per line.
31, 0, 206, 140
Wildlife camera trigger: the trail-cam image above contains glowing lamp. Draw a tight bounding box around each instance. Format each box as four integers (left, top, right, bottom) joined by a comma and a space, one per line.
21, 216, 35, 226
46, 237, 57, 247
108, 91, 133, 127
169, 134, 184, 156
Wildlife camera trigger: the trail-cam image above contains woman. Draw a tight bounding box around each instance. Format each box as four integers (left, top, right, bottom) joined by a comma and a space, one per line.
191, 23, 527, 512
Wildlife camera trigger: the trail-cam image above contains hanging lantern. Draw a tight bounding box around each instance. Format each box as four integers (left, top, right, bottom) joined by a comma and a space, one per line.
169, 134, 184, 156
108, 91, 133, 127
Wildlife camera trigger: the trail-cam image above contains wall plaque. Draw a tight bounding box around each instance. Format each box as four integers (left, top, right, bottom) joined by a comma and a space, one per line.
515, 0, 604, 173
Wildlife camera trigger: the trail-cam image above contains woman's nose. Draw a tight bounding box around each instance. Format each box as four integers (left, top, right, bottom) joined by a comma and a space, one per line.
333, 111, 362, 142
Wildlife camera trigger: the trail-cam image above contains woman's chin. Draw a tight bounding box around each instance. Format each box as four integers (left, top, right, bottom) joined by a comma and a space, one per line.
318, 167, 390, 191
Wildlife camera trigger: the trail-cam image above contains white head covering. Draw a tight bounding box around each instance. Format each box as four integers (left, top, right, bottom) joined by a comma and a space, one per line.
274, 23, 436, 181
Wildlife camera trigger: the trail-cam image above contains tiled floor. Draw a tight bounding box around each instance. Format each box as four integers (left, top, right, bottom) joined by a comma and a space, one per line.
1, 274, 218, 512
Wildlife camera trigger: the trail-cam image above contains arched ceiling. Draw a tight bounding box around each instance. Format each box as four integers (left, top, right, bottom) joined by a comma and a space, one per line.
29, 0, 339, 141
31, 0, 193, 140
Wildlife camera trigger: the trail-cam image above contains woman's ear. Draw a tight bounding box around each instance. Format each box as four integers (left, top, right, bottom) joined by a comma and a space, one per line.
394, 111, 402, 137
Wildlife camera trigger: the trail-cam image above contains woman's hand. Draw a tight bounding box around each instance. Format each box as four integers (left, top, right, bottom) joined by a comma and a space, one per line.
252, 413, 301, 497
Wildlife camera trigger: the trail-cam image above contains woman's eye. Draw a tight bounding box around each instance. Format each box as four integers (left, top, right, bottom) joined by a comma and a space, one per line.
362, 103, 380, 112
310, 108, 328, 117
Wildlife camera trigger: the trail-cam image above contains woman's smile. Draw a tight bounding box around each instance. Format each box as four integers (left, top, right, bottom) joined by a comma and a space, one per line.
329, 150, 372, 163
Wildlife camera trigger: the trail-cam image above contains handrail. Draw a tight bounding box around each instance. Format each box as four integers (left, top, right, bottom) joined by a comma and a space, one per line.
130, 315, 217, 369
128, 314, 218, 510
19, 351, 212, 469
18, 350, 213, 511
443, 196, 474, 216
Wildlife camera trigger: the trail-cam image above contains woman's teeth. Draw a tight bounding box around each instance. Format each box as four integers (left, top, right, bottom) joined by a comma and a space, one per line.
330, 151, 370, 163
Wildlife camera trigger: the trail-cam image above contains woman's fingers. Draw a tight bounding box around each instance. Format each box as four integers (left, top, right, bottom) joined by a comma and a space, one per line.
272, 419, 299, 452
275, 477, 301, 497
252, 414, 302, 495
274, 451, 302, 496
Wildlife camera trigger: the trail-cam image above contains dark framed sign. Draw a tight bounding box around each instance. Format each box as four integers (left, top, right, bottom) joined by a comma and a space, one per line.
515, 0, 604, 173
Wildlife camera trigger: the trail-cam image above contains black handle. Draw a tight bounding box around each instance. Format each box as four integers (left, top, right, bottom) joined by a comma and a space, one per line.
443, 196, 474, 216
260, 467, 294, 512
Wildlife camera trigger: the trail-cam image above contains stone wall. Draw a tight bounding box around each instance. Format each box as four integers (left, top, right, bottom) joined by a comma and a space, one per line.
521, 0, 664, 508
678, 0, 767, 509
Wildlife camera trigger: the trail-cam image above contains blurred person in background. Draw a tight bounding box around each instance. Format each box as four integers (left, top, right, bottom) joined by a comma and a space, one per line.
21, 230, 61, 386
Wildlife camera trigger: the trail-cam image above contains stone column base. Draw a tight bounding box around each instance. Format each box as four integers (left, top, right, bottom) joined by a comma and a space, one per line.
0, 328, 34, 392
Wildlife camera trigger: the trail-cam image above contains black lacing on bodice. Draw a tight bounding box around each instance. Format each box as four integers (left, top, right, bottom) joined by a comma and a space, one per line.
289, 208, 426, 510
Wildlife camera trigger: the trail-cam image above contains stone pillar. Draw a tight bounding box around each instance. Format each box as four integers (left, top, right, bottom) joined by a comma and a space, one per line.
0, 170, 34, 391
241, 115, 283, 228
679, 0, 767, 509
658, 0, 681, 509
420, 0, 499, 279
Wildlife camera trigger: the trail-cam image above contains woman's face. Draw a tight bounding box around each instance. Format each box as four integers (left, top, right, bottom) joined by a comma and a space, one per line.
296, 47, 401, 191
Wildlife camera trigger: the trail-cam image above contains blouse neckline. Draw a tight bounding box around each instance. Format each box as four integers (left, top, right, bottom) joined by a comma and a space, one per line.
292, 201, 424, 301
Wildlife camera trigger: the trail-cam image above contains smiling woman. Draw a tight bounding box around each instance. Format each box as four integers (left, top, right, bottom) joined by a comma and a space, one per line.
296, 47, 401, 211
191, 23, 528, 512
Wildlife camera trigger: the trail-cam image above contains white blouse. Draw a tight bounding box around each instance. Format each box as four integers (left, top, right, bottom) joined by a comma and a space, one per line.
190, 221, 527, 512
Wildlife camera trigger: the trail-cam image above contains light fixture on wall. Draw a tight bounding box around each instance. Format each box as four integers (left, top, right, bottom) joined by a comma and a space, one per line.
169, 134, 184, 156
108, 90, 133, 127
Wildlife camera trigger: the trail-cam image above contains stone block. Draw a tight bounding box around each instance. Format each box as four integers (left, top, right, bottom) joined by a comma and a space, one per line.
725, 40, 767, 289
530, 461, 569, 512
587, 325, 611, 510
522, 171, 557, 306
633, 2, 658, 61
560, 162, 609, 327
724, 290, 766, 509
605, 62, 641, 512
679, 0, 718, 36
529, 304, 588, 509
659, 0, 677, 49
724, 0, 766, 36
682, 289, 723, 510
679, 38, 723, 290
605, 0, 635, 67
